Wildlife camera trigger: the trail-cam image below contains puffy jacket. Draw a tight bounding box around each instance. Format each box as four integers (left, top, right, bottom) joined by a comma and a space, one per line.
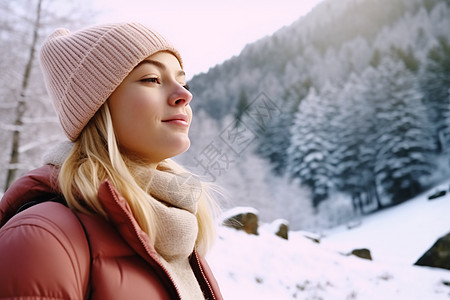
0, 165, 223, 300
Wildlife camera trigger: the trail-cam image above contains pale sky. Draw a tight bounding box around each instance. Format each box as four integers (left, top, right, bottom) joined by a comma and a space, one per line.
92, 0, 324, 79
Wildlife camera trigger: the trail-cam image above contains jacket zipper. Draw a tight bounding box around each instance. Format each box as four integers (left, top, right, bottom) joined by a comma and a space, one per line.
193, 250, 216, 300
106, 182, 183, 299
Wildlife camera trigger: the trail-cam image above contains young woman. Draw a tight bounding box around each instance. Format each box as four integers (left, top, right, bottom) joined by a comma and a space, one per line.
0, 22, 222, 299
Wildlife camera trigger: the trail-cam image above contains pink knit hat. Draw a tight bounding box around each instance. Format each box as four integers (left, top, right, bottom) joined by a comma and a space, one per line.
40, 22, 182, 141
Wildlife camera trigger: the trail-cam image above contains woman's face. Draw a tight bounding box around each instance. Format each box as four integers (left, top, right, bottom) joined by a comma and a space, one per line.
108, 51, 193, 165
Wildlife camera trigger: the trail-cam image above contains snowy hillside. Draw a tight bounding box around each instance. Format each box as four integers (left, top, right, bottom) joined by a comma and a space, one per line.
207, 185, 450, 299
185, 0, 450, 224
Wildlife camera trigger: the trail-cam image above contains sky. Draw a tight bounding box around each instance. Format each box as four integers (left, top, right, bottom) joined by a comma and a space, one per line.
91, 0, 324, 79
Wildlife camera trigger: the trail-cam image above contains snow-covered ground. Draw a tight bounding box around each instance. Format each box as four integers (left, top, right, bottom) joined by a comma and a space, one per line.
207, 185, 450, 299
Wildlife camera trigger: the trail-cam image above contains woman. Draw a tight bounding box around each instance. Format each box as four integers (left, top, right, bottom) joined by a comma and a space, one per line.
0, 22, 223, 299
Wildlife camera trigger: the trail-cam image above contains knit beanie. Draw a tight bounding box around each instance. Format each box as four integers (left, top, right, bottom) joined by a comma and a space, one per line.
40, 22, 182, 141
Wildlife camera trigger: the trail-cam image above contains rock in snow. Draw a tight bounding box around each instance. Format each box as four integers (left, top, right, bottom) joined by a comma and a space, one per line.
415, 232, 450, 271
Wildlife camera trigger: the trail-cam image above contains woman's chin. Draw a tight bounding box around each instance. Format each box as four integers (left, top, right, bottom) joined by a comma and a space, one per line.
168, 136, 191, 158
178, 137, 191, 154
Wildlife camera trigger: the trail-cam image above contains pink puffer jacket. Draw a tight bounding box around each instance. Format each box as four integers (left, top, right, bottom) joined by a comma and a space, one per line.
0, 165, 222, 300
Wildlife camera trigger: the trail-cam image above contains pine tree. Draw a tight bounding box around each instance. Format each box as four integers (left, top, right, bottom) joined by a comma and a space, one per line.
287, 86, 337, 208
355, 66, 386, 211
233, 89, 249, 124
419, 37, 450, 152
331, 73, 372, 213
374, 58, 435, 204
257, 108, 294, 176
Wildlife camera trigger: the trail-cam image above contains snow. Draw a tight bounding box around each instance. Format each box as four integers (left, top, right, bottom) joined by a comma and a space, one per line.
322, 184, 450, 266
217, 206, 259, 224
207, 184, 450, 299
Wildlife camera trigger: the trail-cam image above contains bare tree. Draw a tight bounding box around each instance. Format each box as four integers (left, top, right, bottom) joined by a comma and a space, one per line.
0, 0, 96, 191
4, 0, 43, 190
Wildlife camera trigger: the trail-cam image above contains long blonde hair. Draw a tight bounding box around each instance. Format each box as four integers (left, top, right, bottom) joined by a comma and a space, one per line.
59, 103, 217, 256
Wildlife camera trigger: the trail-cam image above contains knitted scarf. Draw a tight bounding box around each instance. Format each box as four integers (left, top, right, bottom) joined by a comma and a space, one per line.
44, 142, 205, 299
132, 160, 205, 299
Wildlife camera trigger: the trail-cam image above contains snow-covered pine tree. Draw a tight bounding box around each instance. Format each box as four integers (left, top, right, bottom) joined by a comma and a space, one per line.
233, 89, 249, 124
445, 89, 450, 160
330, 73, 372, 213
287, 84, 338, 208
352, 68, 385, 212
419, 37, 450, 152
257, 107, 295, 176
374, 58, 436, 204
256, 85, 306, 176
345, 65, 392, 212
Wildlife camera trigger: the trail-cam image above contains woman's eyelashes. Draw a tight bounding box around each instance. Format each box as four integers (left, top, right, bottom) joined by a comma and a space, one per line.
139, 77, 189, 91
140, 77, 159, 83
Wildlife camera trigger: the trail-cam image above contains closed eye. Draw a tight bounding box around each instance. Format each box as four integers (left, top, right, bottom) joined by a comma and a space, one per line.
183, 84, 190, 91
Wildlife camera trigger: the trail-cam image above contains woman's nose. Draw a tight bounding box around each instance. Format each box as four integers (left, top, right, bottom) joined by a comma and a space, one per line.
169, 83, 193, 106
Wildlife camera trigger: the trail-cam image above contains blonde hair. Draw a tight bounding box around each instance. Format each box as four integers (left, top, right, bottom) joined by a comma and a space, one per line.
59, 103, 217, 256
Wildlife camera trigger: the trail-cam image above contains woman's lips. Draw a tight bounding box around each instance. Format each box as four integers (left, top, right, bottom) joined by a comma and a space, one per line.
162, 114, 189, 127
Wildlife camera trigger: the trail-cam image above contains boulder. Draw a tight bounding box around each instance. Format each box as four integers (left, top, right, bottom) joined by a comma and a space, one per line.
270, 219, 289, 240
276, 223, 289, 240
351, 248, 372, 260
415, 232, 450, 270
428, 190, 446, 200
222, 207, 259, 235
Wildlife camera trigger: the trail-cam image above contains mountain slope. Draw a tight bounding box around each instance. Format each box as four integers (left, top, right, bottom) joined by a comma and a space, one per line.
207, 184, 450, 299
184, 0, 450, 217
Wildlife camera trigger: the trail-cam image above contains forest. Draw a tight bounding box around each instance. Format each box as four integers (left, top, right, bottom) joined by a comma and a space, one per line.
1, 0, 449, 230
183, 0, 450, 227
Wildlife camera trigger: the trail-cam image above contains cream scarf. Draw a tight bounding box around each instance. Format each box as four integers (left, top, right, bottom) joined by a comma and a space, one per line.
44, 142, 205, 299
133, 161, 205, 300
